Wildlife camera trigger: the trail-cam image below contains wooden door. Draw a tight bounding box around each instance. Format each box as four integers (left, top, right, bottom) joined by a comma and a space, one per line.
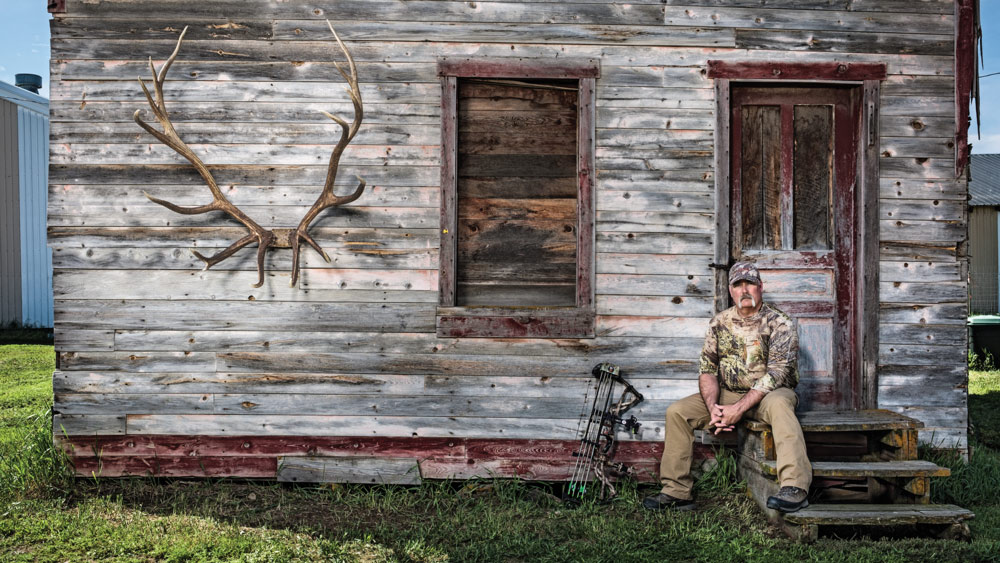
730, 85, 860, 410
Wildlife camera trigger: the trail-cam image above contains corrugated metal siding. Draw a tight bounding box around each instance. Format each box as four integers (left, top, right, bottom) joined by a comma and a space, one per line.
969, 206, 998, 314
969, 154, 1000, 206
18, 105, 52, 327
0, 98, 21, 326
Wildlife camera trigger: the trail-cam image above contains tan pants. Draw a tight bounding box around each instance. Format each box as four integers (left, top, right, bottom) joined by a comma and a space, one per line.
659, 388, 811, 500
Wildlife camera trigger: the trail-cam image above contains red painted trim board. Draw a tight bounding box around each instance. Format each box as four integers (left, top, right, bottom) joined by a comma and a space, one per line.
707, 61, 886, 81
955, 0, 976, 177
58, 435, 717, 481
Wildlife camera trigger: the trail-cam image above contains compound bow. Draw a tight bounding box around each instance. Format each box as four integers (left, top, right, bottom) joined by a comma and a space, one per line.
565, 362, 644, 504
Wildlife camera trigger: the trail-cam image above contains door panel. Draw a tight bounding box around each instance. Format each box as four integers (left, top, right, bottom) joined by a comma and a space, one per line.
761, 269, 834, 299
792, 105, 834, 250
731, 85, 859, 410
796, 318, 835, 408
739, 105, 782, 250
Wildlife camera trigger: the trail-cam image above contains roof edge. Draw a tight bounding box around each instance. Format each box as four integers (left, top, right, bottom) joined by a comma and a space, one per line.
0, 80, 49, 114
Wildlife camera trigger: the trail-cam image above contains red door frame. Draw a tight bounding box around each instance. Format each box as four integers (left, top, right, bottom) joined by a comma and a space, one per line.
729, 85, 858, 409
708, 61, 884, 410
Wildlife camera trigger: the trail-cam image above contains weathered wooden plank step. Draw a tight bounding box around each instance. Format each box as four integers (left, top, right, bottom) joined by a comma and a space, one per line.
694, 428, 737, 446
739, 453, 973, 542
783, 504, 973, 526
755, 460, 950, 478
744, 409, 924, 433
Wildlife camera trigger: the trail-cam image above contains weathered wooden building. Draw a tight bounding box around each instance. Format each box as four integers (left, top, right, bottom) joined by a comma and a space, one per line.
50, 0, 977, 483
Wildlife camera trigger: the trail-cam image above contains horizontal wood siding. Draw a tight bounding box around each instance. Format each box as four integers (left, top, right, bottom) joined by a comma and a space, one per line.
51, 0, 967, 479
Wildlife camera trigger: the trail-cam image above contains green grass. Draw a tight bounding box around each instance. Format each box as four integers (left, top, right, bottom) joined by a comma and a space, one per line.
0, 345, 53, 423
0, 345, 72, 501
2, 344, 1000, 562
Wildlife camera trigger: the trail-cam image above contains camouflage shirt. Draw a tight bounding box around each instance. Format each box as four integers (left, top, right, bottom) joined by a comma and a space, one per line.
698, 302, 799, 394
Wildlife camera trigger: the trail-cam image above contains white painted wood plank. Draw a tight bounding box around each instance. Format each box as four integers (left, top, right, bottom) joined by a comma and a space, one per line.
50, 185, 439, 208
59, 351, 217, 372
53, 371, 700, 398
54, 269, 438, 300
125, 414, 668, 442
50, 39, 952, 75
54, 414, 126, 436
50, 143, 439, 167
52, 246, 439, 272
54, 300, 438, 332
111, 330, 705, 357
278, 456, 421, 484
49, 204, 437, 229
54, 328, 114, 351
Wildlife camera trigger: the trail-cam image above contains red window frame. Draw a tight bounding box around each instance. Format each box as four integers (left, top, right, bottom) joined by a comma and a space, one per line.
436, 58, 599, 338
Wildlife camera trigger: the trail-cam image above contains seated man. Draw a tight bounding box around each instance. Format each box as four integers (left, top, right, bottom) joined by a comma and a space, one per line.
643, 261, 811, 513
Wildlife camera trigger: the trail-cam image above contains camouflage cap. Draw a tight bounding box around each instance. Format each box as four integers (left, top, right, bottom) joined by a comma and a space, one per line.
728, 261, 761, 286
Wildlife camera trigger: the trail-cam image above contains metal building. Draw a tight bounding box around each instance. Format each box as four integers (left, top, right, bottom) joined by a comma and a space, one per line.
969, 154, 1000, 315
0, 79, 52, 328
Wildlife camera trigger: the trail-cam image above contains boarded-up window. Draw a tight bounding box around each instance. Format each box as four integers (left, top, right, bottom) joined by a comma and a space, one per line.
437, 59, 598, 338
456, 78, 578, 307
738, 103, 834, 252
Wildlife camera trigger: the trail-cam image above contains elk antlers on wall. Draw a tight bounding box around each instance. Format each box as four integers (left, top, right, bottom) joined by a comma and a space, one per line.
133, 21, 366, 288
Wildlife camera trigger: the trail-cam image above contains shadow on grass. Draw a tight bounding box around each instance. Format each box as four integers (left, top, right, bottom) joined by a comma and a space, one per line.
49, 457, 774, 563
55, 444, 1000, 562
970, 390, 1000, 450
0, 327, 53, 345
0, 430, 992, 562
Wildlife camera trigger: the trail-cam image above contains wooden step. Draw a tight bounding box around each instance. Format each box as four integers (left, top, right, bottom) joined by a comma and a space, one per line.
785, 503, 973, 526
694, 428, 737, 446
743, 409, 924, 433
744, 459, 949, 503
780, 504, 974, 542
740, 409, 923, 462
753, 460, 950, 479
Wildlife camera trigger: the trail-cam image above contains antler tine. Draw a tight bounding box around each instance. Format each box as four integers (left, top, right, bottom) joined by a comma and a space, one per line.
139, 26, 189, 138
326, 20, 363, 141
134, 25, 276, 288
288, 22, 367, 287
319, 21, 364, 198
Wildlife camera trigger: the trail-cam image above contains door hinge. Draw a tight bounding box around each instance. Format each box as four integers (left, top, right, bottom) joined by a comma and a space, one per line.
867, 100, 878, 147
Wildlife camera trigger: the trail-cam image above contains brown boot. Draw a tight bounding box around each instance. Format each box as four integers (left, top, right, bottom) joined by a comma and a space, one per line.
766, 486, 809, 513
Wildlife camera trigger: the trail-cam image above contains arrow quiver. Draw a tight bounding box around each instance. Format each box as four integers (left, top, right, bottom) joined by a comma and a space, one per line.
564, 362, 644, 505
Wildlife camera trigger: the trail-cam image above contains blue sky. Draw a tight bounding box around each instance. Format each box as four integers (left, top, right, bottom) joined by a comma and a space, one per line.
969, 3, 1000, 152
0, 3, 51, 98
1, 4, 998, 152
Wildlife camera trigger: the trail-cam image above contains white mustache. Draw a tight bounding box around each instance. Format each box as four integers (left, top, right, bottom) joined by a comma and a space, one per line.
740, 295, 757, 308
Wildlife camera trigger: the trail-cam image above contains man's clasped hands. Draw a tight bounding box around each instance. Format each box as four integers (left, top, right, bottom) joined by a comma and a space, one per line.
709, 402, 744, 435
